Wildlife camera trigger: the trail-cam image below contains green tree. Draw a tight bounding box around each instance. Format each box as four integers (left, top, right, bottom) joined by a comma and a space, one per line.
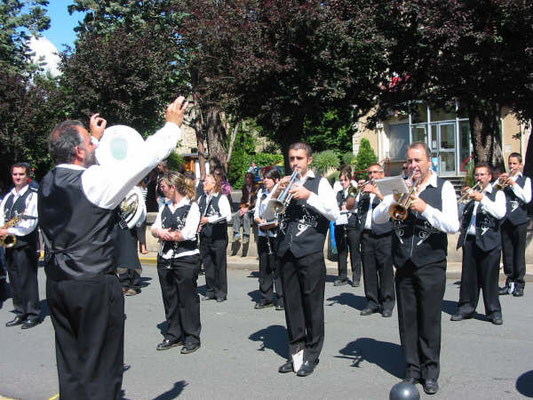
353, 138, 378, 180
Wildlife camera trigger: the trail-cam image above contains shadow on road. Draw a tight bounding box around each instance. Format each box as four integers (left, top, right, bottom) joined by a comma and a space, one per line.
326, 292, 367, 311
152, 380, 189, 400
249, 324, 288, 359
247, 289, 261, 304
336, 337, 405, 379
517, 370, 533, 397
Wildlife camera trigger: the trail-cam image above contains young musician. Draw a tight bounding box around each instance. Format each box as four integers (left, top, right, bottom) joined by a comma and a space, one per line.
198, 174, 232, 302
151, 172, 201, 354
373, 142, 459, 395
453, 163, 506, 324
253, 168, 283, 310
498, 153, 532, 297
233, 172, 258, 244
333, 165, 362, 287
275, 142, 339, 377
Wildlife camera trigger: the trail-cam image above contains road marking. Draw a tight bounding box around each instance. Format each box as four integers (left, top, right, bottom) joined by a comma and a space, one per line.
48, 395, 59, 400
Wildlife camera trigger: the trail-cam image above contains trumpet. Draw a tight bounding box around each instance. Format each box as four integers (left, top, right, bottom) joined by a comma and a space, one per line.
389, 176, 418, 221
268, 169, 301, 215
348, 179, 374, 197
493, 169, 518, 191
457, 181, 482, 204
0, 215, 21, 248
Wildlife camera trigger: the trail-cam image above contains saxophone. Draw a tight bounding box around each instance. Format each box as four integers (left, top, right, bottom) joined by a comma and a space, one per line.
0, 216, 21, 248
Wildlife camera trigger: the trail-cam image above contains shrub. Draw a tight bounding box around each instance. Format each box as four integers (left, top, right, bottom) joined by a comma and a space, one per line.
312, 150, 340, 175
353, 138, 378, 179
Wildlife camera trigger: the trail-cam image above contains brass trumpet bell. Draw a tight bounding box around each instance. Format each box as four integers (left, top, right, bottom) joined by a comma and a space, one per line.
0, 234, 17, 248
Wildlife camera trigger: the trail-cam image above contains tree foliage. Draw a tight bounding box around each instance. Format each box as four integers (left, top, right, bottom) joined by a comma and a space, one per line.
353, 138, 378, 179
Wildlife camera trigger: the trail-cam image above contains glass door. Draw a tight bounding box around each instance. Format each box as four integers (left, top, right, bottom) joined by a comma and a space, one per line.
430, 123, 457, 176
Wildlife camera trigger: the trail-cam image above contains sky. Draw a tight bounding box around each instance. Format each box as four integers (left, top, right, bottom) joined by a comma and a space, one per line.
29, 0, 84, 76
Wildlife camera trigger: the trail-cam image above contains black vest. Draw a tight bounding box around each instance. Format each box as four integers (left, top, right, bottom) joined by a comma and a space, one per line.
277, 175, 330, 258
161, 202, 197, 256
38, 168, 116, 280
504, 174, 529, 226
336, 190, 358, 229
392, 177, 448, 267
198, 193, 227, 239
3, 186, 38, 248
457, 189, 501, 252
358, 194, 392, 235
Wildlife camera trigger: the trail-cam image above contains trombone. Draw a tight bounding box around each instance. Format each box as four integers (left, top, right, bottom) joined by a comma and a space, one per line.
389, 175, 418, 221
457, 181, 482, 204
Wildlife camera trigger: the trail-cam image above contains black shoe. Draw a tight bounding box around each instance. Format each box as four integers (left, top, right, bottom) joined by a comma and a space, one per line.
404, 377, 420, 385
382, 309, 393, 318
360, 307, 378, 316
423, 379, 439, 395
275, 303, 284, 311
6, 316, 25, 327
513, 287, 524, 297
450, 313, 473, 321
181, 343, 200, 354
216, 297, 227, 303
278, 360, 293, 373
156, 339, 182, 351
490, 313, 503, 325
498, 285, 509, 295
333, 279, 347, 286
255, 300, 274, 309
296, 359, 319, 377
202, 295, 215, 301
351, 280, 360, 287
21, 319, 40, 329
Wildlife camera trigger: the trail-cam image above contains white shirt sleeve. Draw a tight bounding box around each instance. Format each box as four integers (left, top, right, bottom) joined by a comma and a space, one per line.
180, 202, 200, 241
480, 190, 507, 220
82, 122, 182, 209
420, 180, 460, 233
511, 176, 532, 204
207, 193, 232, 223
151, 208, 163, 237
372, 195, 395, 224
306, 177, 340, 222
254, 189, 263, 220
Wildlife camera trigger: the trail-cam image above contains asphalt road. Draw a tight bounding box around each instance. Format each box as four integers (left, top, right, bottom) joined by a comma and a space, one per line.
1, 264, 533, 400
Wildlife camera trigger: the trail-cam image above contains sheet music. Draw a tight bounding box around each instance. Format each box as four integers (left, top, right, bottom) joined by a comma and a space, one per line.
375, 176, 410, 196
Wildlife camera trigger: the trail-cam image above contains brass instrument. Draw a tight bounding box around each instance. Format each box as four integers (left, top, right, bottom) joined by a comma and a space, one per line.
268, 169, 301, 215
348, 179, 374, 198
389, 176, 418, 221
493, 169, 518, 191
457, 181, 482, 204
118, 186, 146, 229
0, 216, 21, 248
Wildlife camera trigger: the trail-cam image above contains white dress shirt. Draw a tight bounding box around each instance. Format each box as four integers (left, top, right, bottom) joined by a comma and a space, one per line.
0, 184, 39, 236
460, 185, 507, 236
373, 171, 460, 234
254, 187, 276, 238
204, 192, 232, 223
152, 198, 200, 259
56, 122, 181, 210
300, 170, 340, 222
508, 172, 532, 204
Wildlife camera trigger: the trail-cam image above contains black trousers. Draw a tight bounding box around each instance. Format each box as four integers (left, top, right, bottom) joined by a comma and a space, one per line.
280, 250, 326, 363
360, 231, 395, 312
457, 238, 501, 316
200, 235, 228, 300
501, 220, 527, 288
118, 269, 141, 290
395, 260, 446, 381
334, 225, 362, 282
257, 236, 283, 303
5, 244, 40, 320
46, 274, 124, 400
157, 255, 201, 345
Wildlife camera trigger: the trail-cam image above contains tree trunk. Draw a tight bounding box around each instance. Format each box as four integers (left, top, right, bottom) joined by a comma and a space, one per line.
467, 100, 504, 170
191, 93, 207, 180
205, 105, 228, 172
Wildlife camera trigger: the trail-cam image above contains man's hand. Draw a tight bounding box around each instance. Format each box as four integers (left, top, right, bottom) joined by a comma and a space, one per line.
166, 96, 188, 127
89, 113, 107, 140
239, 207, 249, 216
0, 228, 9, 239
289, 183, 311, 201
470, 191, 484, 202
409, 195, 427, 213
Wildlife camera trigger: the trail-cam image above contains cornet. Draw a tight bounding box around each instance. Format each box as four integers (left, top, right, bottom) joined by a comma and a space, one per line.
493, 169, 518, 191
267, 169, 301, 215
457, 181, 482, 204
389, 176, 418, 221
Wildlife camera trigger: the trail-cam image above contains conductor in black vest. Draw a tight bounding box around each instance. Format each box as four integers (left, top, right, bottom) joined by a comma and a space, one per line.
452, 163, 506, 325
0, 162, 40, 329
38, 97, 187, 400
275, 142, 339, 377
373, 142, 459, 395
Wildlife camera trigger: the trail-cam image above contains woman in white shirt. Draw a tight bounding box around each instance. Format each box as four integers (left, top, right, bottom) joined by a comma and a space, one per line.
253, 168, 284, 310
151, 172, 201, 354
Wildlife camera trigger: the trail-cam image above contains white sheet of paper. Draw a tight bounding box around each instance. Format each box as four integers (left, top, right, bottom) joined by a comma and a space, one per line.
292, 349, 304, 372
375, 176, 409, 196
336, 214, 348, 225
258, 221, 277, 227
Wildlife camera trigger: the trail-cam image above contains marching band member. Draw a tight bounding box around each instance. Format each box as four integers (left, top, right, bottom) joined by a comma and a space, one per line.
373, 142, 459, 395
333, 165, 362, 287
275, 142, 339, 377
452, 163, 506, 325
38, 97, 187, 399
198, 173, 232, 302
151, 172, 201, 353
358, 164, 395, 318
498, 153, 532, 297
253, 167, 283, 310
